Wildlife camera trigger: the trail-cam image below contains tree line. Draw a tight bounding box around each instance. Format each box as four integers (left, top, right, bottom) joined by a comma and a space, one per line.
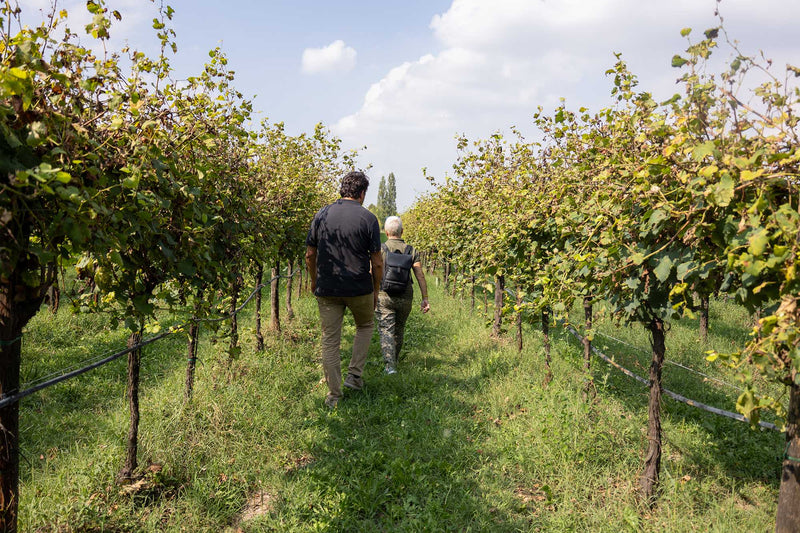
404, 27, 800, 531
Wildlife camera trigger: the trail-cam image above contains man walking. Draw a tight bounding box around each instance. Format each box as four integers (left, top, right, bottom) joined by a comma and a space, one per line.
306, 171, 383, 409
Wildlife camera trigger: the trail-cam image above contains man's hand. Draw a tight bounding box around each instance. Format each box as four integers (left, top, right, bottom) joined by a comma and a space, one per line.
421, 298, 430, 313
305, 246, 318, 295
370, 249, 383, 308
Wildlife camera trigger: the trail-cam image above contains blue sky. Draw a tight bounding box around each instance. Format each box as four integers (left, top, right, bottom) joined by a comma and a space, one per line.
166, 1, 452, 136
16, 0, 800, 210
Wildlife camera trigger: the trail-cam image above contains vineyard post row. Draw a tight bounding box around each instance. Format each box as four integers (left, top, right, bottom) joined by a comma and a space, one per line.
404, 27, 800, 531
1, 3, 358, 530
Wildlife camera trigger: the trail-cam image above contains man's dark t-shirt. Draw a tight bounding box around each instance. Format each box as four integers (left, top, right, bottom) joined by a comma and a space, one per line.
306, 199, 381, 297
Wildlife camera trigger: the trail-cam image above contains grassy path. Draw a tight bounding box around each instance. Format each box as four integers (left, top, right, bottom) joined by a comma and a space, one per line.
20, 278, 782, 531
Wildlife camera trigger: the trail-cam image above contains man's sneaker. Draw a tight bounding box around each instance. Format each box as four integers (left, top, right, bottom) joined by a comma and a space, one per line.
324, 395, 338, 409
384, 364, 397, 375
343, 374, 364, 391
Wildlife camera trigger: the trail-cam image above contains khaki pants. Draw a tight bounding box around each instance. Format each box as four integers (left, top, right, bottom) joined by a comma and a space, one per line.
316, 293, 374, 400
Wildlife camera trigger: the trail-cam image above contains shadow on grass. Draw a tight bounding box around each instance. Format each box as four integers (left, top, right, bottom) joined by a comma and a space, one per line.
289, 378, 524, 531
275, 298, 531, 532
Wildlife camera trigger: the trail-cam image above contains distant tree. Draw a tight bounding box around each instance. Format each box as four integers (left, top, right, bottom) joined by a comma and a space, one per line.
367, 203, 378, 218
376, 176, 387, 224
376, 173, 397, 224
386, 172, 397, 217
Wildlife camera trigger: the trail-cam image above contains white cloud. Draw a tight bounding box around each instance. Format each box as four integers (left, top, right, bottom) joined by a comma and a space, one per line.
333, 0, 800, 210
301, 40, 357, 74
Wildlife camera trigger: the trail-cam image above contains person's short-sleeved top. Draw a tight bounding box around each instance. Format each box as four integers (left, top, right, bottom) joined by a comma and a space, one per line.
382, 237, 421, 295
306, 199, 381, 297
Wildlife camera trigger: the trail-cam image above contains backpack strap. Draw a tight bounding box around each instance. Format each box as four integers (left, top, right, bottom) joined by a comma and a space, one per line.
404, 244, 413, 256
380, 243, 389, 285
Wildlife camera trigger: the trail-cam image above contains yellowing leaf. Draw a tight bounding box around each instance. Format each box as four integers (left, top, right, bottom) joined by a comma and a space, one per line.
740, 169, 763, 182
708, 173, 734, 206
692, 141, 716, 161
736, 389, 756, 420
8, 67, 28, 80
699, 165, 718, 178
670, 282, 688, 297
752, 281, 772, 294
747, 229, 769, 256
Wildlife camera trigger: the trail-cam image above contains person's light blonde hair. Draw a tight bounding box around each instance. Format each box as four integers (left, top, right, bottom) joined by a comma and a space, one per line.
384, 216, 402, 237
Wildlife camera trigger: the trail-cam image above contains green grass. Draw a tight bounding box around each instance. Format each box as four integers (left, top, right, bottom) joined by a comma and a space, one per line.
18, 276, 783, 531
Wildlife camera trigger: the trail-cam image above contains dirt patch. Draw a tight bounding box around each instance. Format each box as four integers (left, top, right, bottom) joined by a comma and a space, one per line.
239, 490, 278, 522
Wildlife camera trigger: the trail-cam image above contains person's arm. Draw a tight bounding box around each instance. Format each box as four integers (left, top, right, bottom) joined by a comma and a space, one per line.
412, 262, 430, 313
370, 250, 384, 309
305, 246, 318, 293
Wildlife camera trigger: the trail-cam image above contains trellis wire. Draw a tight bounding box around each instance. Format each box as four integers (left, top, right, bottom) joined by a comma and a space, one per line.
0, 269, 300, 409
494, 285, 777, 431
591, 330, 743, 392
565, 326, 780, 432
500, 288, 744, 393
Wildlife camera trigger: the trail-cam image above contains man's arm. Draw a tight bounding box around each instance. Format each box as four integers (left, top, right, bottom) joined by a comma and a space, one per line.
305, 246, 318, 293
370, 250, 384, 309
412, 262, 430, 313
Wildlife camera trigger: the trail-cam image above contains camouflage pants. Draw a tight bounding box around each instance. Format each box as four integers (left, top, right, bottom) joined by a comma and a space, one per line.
376, 290, 413, 366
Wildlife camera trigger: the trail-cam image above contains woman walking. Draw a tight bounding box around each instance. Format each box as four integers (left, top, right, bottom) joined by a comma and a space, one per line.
375, 216, 430, 374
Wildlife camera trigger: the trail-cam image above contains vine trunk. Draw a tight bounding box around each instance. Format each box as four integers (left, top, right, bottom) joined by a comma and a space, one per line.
491, 275, 504, 338
271, 261, 280, 332
0, 279, 45, 532
776, 380, 800, 533
640, 317, 665, 504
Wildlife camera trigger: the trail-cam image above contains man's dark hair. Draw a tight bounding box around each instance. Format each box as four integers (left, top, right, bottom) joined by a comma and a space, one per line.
339, 171, 370, 199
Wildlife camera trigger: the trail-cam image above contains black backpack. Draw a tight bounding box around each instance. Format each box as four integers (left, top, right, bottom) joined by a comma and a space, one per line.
381, 243, 414, 295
